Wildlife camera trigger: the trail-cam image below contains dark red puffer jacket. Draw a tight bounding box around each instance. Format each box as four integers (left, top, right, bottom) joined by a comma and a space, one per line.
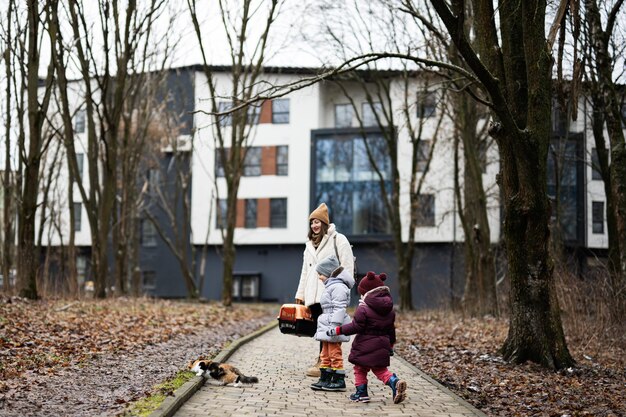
339, 286, 396, 368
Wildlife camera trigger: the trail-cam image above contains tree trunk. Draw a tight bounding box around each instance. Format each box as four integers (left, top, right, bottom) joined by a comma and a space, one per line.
585, 0, 626, 316
430, 0, 573, 369
455, 83, 498, 317
498, 129, 573, 369
221, 182, 239, 306
2, 0, 14, 292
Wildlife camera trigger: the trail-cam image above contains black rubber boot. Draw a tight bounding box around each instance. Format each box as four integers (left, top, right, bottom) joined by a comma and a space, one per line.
349, 384, 370, 402
310, 368, 332, 390
386, 374, 407, 404
322, 370, 346, 392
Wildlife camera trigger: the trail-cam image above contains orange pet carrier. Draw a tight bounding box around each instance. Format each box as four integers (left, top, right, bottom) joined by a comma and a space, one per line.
277, 304, 316, 337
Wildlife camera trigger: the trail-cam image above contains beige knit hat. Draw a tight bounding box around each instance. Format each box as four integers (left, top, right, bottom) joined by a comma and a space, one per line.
309, 203, 329, 225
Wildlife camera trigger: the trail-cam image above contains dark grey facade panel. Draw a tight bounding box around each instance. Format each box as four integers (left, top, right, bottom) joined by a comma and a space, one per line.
180, 242, 465, 309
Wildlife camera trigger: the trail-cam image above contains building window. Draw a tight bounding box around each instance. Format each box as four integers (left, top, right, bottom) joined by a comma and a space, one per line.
415, 194, 435, 227
362, 102, 383, 127
74, 110, 86, 133
244, 147, 262, 176
215, 148, 229, 177
552, 102, 568, 134
147, 168, 161, 192
73, 202, 82, 231
272, 99, 290, 124
591, 148, 602, 180
76, 153, 84, 179
547, 139, 582, 243
417, 90, 437, 118
218, 101, 232, 126
314, 133, 391, 235
417, 140, 431, 172
335, 104, 354, 128
247, 104, 261, 125
141, 219, 158, 247
592, 201, 604, 234
245, 199, 257, 228
276, 145, 288, 176
216, 199, 227, 229
270, 198, 287, 228
142, 271, 156, 290
76, 256, 87, 286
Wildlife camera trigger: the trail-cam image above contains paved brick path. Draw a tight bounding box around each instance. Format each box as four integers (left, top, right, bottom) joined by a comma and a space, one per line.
175, 326, 486, 416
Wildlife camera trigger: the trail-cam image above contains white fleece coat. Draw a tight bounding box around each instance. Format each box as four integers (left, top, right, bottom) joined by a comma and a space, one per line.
295, 223, 354, 307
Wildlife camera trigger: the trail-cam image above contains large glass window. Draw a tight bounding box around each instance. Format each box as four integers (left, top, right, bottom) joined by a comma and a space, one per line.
272, 99, 290, 124
334, 104, 354, 128
313, 132, 391, 235
276, 145, 288, 176
270, 198, 287, 228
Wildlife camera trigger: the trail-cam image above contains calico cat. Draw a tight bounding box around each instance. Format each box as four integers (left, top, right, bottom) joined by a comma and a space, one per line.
188, 359, 259, 387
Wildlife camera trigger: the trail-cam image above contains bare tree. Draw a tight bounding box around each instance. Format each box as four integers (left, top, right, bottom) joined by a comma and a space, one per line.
581, 0, 626, 317
188, 0, 282, 306
420, 0, 574, 368
49, 0, 174, 298
1, 0, 16, 292
15, 0, 56, 299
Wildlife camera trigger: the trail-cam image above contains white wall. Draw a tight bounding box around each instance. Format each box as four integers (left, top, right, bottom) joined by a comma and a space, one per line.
190, 71, 321, 245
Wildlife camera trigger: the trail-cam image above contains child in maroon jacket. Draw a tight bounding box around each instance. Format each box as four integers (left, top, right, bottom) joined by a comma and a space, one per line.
326, 271, 407, 404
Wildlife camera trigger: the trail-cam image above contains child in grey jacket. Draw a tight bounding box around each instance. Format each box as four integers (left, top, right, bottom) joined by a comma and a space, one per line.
310, 254, 355, 392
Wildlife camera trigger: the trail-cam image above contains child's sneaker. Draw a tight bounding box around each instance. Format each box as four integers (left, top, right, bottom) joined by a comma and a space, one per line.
349, 384, 370, 403
386, 374, 407, 404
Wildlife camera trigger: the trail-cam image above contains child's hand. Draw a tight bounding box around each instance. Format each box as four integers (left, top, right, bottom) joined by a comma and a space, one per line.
326, 326, 341, 337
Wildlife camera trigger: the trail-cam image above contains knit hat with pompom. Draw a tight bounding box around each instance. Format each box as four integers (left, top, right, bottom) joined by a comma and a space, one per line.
358, 271, 388, 296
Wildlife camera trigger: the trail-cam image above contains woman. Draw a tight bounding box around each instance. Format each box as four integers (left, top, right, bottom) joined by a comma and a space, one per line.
295, 203, 354, 377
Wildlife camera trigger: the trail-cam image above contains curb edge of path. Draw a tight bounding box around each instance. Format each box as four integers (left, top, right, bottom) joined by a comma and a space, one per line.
147, 319, 279, 417
394, 354, 489, 417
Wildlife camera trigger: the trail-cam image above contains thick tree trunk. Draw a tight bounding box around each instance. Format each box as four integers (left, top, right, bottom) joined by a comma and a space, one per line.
498, 130, 574, 369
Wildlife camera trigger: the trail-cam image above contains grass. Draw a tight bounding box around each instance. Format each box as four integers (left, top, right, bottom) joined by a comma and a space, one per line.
122, 370, 196, 417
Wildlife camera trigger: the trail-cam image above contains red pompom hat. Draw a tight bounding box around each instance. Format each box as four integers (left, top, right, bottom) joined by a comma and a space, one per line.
358, 271, 388, 296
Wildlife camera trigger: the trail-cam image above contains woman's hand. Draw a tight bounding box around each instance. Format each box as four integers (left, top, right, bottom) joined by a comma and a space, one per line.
295, 298, 304, 305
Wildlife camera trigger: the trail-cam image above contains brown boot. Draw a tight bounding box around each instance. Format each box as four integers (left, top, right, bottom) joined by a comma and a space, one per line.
306, 356, 321, 377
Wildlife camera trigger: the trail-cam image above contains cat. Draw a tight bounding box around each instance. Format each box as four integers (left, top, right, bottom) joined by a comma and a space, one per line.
188, 359, 259, 387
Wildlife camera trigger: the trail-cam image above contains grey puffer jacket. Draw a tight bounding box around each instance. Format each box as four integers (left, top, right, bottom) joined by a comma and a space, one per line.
314, 267, 355, 343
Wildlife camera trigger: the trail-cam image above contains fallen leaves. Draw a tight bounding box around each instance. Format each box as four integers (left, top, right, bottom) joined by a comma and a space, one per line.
395, 311, 626, 417
0, 296, 272, 391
